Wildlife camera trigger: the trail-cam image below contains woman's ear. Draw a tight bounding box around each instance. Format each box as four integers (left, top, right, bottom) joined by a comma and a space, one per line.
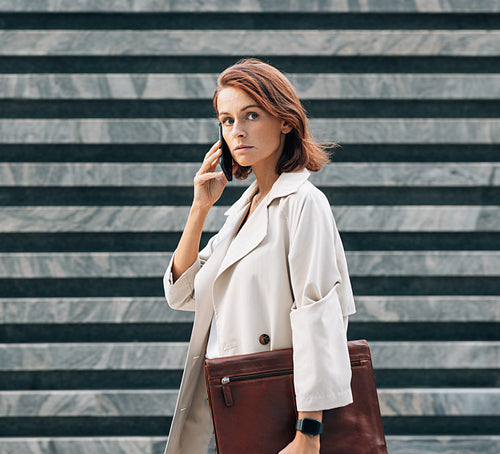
281, 121, 293, 134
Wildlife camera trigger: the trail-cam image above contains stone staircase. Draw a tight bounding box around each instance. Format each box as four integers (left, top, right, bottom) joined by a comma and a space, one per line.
0, 2, 499, 453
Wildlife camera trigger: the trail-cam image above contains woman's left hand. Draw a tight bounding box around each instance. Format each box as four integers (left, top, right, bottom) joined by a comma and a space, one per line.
278, 432, 320, 454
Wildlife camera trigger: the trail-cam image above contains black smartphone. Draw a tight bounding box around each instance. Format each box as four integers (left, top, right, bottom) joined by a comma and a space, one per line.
218, 122, 233, 181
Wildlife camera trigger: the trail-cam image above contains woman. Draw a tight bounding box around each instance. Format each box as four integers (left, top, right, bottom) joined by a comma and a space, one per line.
163, 58, 356, 454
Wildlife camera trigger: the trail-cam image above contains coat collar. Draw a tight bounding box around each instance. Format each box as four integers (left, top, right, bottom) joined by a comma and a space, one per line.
214, 168, 311, 284
224, 168, 311, 217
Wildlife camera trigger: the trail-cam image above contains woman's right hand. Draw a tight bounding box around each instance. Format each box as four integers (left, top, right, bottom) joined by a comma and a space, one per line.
192, 140, 228, 210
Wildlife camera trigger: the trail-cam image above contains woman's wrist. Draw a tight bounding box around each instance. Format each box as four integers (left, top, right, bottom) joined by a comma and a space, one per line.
295, 410, 323, 450
297, 410, 323, 422
294, 430, 321, 452
191, 200, 212, 215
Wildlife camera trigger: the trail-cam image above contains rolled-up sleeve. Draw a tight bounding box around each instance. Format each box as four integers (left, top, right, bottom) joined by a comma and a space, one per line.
163, 255, 201, 311
163, 233, 218, 312
287, 190, 355, 411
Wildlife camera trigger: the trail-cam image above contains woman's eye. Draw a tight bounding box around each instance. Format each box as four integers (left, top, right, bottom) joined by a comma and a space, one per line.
223, 118, 234, 125
248, 112, 258, 120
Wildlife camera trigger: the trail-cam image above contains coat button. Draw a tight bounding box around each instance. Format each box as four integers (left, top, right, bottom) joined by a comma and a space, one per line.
259, 334, 270, 345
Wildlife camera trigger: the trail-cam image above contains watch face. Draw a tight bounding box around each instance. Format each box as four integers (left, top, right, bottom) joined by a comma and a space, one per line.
301, 418, 321, 435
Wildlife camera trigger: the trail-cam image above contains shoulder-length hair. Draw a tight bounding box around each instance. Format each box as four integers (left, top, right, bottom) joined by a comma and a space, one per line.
213, 58, 334, 180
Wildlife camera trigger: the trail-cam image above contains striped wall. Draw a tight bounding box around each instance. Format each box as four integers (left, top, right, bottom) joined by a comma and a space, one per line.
0, 2, 499, 453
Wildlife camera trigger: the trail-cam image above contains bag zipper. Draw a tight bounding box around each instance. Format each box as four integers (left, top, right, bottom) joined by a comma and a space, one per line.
221, 368, 293, 384
219, 369, 293, 407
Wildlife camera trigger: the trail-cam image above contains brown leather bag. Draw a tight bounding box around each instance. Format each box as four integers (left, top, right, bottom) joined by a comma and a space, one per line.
204, 339, 387, 453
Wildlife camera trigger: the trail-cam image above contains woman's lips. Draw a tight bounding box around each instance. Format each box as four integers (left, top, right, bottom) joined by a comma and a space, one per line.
234, 146, 253, 152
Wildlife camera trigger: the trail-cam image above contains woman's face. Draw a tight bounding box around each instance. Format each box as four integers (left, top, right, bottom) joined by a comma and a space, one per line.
217, 87, 291, 172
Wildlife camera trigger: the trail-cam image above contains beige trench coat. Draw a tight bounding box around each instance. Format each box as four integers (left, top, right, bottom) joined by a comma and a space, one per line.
163, 168, 356, 454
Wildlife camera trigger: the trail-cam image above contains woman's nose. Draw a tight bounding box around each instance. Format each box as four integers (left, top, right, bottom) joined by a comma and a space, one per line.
232, 120, 246, 138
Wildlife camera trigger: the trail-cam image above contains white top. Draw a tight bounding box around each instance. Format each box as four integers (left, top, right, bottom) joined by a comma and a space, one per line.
206, 315, 218, 359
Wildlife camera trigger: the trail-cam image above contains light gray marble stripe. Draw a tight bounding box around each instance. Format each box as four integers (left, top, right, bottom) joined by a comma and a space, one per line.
1, 0, 499, 13
0, 436, 498, 454
0, 251, 498, 278
0, 297, 195, 324
1, 119, 498, 144
1, 205, 498, 233
1, 388, 498, 417
387, 436, 500, 454
1, 296, 497, 324
1, 31, 499, 56
379, 388, 500, 416
346, 251, 500, 277
353, 296, 500, 322
0, 342, 189, 371
2, 74, 499, 100
0, 437, 168, 454
1, 163, 498, 187
1, 342, 497, 371
0, 389, 178, 417
330, 205, 500, 232
371, 341, 500, 369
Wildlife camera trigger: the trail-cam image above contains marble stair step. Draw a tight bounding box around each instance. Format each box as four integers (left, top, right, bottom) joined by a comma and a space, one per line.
2, 1, 499, 13
0, 389, 178, 417
1, 342, 497, 371
1, 163, 498, 187
0, 342, 188, 371
1, 30, 499, 56
1, 206, 498, 233
2, 74, 499, 100
0, 436, 499, 454
0, 251, 498, 278
1, 296, 498, 324
1, 119, 498, 144
387, 436, 500, 454
0, 388, 499, 417
0, 437, 168, 454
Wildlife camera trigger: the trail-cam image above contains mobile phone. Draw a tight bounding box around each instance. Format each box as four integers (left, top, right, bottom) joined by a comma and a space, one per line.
218, 122, 233, 181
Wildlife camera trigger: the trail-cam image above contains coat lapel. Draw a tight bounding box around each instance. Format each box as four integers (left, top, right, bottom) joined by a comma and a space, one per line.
216, 197, 268, 279
214, 168, 311, 281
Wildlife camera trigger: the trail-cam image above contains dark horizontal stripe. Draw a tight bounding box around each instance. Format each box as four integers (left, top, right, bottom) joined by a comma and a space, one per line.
0, 370, 183, 390
1, 12, 499, 30
1, 56, 499, 74
0, 144, 208, 162
0, 323, 194, 343
2, 99, 498, 119
0, 416, 172, 437
0, 278, 164, 298
1, 187, 498, 206
1, 369, 497, 391
0, 277, 498, 297
0, 232, 193, 252
348, 322, 500, 341
382, 416, 500, 435
0, 416, 497, 437
1, 232, 499, 253
1, 143, 498, 162
341, 232, 500, 251
328, 144, 500, 163
374, 369, 500, 388
0, 186, 209, 206
352, 277, 500, 296
0, 322, 496, 343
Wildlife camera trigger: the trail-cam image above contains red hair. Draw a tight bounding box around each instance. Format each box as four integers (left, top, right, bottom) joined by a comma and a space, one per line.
213, 58, 334, 179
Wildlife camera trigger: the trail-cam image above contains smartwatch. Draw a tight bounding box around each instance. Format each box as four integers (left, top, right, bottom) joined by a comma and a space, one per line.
295, 418, 324, 436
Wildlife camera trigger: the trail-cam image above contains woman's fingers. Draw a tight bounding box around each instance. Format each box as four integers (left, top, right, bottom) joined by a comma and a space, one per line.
205, 139, 221, 158
196, 154, 221, 179
196, 170, 224, 182
210, 151, 221, 168
200, 141, 222, 172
